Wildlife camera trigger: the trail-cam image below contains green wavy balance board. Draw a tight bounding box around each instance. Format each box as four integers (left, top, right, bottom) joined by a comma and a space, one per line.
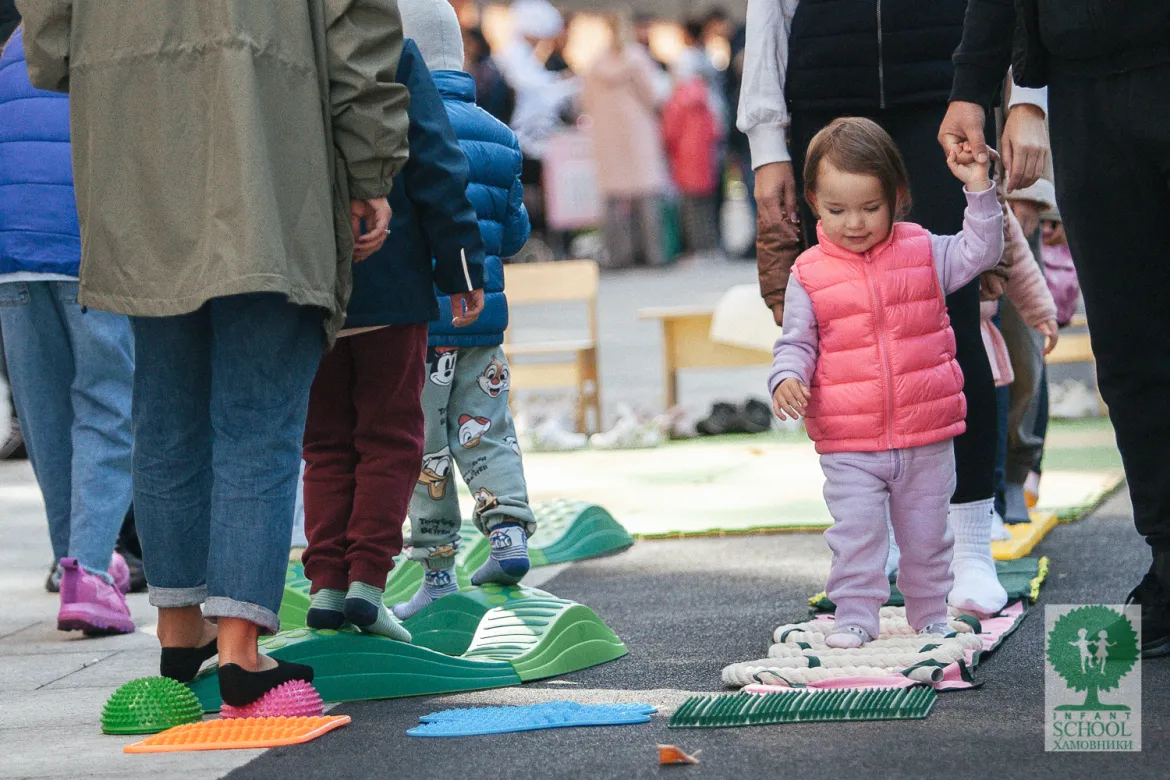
191, 585, 628, 712
402, 584, 553, 656
526, 500, 634, 567
282, 500, 632, 629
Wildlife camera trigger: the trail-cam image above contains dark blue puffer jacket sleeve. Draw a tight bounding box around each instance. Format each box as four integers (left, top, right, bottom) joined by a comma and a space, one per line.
501, 171, 530, 259
398, 42, 485, 295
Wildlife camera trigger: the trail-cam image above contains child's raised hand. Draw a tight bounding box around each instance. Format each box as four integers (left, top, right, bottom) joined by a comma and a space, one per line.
1039, 319, 1060, 355
772, 378, 810, 421
946, 142, 993, 193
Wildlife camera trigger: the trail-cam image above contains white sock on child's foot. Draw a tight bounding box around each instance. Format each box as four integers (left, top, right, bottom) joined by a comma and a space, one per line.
948, 499, 1008, 617
392, 567, 459, 621
825, 625, 872, 649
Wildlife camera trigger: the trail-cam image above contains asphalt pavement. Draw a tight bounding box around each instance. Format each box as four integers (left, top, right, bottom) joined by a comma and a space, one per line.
230, 488, 1168, 780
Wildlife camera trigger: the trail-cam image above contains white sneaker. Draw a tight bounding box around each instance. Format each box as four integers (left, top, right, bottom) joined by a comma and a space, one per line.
530, 418, 588, 452
590, 405, 663, 450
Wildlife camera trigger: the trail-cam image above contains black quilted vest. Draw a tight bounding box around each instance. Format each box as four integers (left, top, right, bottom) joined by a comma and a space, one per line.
787, 0, 968, 113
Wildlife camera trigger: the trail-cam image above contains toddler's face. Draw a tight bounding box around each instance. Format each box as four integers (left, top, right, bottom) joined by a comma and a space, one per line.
1041, 219, 1066, 247
810, 162, 893, 254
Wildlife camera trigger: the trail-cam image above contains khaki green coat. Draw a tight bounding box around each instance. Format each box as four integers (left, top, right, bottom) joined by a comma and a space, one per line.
17, 0, 411, 341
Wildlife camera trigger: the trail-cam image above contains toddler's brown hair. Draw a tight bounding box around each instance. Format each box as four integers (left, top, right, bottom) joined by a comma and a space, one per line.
803, 117, 912, 219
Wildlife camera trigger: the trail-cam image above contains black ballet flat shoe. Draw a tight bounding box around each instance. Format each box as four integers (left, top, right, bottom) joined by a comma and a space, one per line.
160, 638, 219, 683
217, 659, 315, 708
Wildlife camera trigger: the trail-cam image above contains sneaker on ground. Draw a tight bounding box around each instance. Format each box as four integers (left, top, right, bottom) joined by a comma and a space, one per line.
695, 402, 739, 436
57, 557, 135, 635
1024, 470, 1041, 509
529, 418, 588, 452
589, 406, 663, 450
1125, 561, 1170, 659
0, 418, 23, 460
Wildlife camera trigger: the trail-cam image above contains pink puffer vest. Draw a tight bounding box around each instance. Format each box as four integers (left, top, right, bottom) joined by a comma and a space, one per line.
794, 222, 966, 454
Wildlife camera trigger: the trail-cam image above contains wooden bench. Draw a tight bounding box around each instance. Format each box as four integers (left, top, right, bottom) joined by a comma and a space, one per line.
502, 260, 602, 433
637, 305, 771, 408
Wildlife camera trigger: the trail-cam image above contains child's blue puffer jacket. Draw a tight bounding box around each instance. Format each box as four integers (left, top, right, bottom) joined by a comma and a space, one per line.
0, 28, 80, 276
427, 70, 530, 348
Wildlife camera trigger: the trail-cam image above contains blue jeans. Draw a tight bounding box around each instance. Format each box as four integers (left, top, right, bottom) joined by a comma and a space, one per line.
0, 281, 134, 581
130, 294, 322, 633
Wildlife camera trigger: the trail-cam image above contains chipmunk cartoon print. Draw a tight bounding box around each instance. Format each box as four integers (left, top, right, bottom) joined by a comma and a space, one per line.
477, 357, 510, 398
505, 436, 521, 456
428, 347, 458, 387
417, 446, 452, 499
458, 414, 492, 448
473, 488, 500, 517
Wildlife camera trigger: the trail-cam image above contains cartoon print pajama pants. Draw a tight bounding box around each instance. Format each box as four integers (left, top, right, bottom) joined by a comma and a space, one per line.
820, 440, 957, 638
408, 345, 537, 571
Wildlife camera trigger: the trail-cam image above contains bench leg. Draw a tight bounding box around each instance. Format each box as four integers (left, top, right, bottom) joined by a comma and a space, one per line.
577, 347, 600, 434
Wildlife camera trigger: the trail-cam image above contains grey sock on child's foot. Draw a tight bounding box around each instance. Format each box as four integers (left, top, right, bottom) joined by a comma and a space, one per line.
344, 582, 412, 642
307, 588, 345, 630
391, 567, 459, 621
471, 524, 530, 586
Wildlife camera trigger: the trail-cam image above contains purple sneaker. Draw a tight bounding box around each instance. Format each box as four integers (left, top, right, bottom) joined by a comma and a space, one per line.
57, 558, 135, 635
108, 552, 131, 594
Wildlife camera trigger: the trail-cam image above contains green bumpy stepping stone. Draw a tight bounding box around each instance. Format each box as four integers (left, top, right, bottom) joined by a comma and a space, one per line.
279, 562, 312, 630
403, 585, 552, 656
187, 628, 524, 713
526, 500, 634, 567
668, 688, 937, 728
461, 587, 628, 681
102, 676, 204, 735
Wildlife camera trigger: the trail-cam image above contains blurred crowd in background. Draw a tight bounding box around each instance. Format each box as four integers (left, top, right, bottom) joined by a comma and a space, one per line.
451, 0, 756, 267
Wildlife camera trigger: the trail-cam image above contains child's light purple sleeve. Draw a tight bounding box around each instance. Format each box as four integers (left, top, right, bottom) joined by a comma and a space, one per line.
768, 274, 819, 395
930, 187, 1005, 294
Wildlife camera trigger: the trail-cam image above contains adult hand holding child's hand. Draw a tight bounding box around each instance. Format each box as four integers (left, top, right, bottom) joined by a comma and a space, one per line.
773, 378, 810, 421
946, 142, 993, 193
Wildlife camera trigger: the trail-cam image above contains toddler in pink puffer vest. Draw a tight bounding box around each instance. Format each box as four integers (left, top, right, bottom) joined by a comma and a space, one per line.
770, 118, 1004, 648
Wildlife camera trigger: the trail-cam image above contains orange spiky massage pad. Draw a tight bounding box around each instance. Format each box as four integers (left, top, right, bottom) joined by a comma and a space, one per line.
123, 715, 350, 753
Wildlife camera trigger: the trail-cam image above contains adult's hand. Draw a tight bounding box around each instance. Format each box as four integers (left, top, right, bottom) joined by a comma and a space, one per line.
1001, 104, 1049, 193
755, 161, 800, 227
350, 197, 392, 262
451, 289, 485, 327
938, 101, 989, 166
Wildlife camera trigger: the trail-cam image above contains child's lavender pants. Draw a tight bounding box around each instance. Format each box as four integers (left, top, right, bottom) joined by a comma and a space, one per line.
821, 440, 957, 638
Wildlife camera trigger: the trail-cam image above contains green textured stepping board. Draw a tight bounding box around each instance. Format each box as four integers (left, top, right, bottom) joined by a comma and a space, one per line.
403, 584, 552, 656
526, 500, 634, 566
669, 689, 937, 728
281, 500, 632, 629
461, 591, 628, 681
188, 628, 522, 712
192, 587, 627, 712
809, 556, 1050, 613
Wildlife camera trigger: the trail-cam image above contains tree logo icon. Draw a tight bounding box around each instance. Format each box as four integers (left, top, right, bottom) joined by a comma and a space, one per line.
1046, 605, 1139, 711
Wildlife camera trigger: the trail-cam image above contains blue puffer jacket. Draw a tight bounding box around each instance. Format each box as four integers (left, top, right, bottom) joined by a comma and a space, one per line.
428, 70, 529, 348
345, 41, 485, 330
0, 28, 80, 276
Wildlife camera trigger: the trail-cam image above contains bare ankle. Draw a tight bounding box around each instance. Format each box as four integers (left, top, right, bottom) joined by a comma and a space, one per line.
157, 606, 207, 648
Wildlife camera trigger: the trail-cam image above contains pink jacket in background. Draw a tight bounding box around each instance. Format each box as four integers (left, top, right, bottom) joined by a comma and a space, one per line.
979, 206, 1058, 387
1041, 241, 1080, 327
662, 78, 721, 196
581, 47, 667, 198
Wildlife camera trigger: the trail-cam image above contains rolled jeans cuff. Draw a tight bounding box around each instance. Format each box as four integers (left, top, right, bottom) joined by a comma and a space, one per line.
148, 584, 208, 609
204, 596, 281, 635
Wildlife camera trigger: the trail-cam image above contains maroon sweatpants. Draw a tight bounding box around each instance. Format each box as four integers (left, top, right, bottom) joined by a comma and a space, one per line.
302, 324, 427, 592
